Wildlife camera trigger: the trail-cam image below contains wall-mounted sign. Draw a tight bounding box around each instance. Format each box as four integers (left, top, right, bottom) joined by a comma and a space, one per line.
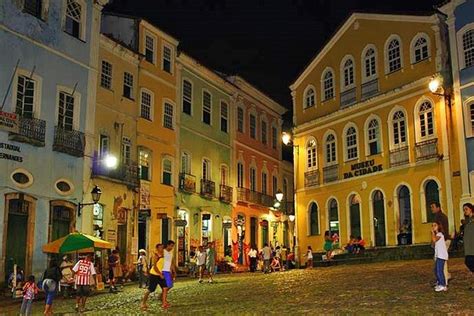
0, 142, 23, 162
234, 217, 245, 227
343, 159, 383, 179
175, 219, 188, 227
107, 229, 117, 245
0, 111, 18, 133
116, 207, 127, 225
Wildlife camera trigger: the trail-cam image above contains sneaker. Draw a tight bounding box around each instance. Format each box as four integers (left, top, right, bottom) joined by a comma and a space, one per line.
435, 286, 448, 292
208, 279, 213, 283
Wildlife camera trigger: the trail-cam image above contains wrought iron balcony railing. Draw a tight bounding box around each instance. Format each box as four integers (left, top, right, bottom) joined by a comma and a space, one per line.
261, 193, 274, 208
179, 173, 196, 194
53, 126, 85, 157
390, 146, 410, 167
200, 179, 215, 198
361, 78, 379, 100
92, 155, 139, 188
340, 87, 357, 108
236, 187, 274, 207
415, 138, 438, 161
219, 184, 233, 204
304, 170, 320, 187
323, 164, 339, 183
9, 116, 46, 147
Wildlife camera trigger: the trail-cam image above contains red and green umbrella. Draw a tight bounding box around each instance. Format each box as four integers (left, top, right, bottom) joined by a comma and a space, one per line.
42, 232, 114, 254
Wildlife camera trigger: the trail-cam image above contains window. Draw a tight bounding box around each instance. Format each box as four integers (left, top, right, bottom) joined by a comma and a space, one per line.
342, 58, 355, 88
123, 72, 133, 99
304, 87, 315, 108
202, 159, 211, 181
261, 172, 267, 194
322, 70, 334, 101
163, 45, 172, 73
418, 101, 434, 139
16, 75, 35, 118
163, 102, 174, 129
249, 114, 256, 139
306, 138, 317, 170
364, 47, 377, 79
470, 104, 474, 133
309, 202, 319, 235
145, 35, 155, 64
328, 199, 339, 236
237, 107, 244, 133
272, 126, 277, 149
24, 0, 42, 18
139, 150, 151, 181
325, 133, 336, 165
413, 36, 429, 63
346, 126, 358, 160
181, 152, 191, 174
162, 158, 172, 185
463, 30, 474, 68
58, 91, 74, 131
392, 111, 407, 145
65, 0, 82, 39
202, 91, 211, 125
272, 176, 278, 196
182, 80, 192, 115
220, 101, 228, 133
261, 120, 267, 145
100, 61, 112, 89
387, 38, 402, 73
99, 134, 109, 157
237, 162, 244, 188
220, 166, 228, 186
424, 180, 439, 223
283, 178, 288, 200
140, 90, 152, 120
367, 119, 380, 155
121, 137, 131, 166
250, 167, 256, 191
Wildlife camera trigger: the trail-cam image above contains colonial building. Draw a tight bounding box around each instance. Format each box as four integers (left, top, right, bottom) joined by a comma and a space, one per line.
290, 12, 463, 259
175, 53, 234, 265
0, 0, 106, 281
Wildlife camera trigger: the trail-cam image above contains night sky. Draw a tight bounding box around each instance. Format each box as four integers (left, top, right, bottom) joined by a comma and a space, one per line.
106, 0, 444, 122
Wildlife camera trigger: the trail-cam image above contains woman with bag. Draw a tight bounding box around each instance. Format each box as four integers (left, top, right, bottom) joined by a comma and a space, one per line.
42, 259, 61, 315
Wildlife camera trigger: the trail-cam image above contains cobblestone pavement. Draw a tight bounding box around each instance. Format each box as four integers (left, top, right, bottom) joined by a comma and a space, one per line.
2, 258, 473, 315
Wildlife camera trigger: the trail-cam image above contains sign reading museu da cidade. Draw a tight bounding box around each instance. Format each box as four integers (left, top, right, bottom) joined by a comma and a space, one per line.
343, 159, 383, 179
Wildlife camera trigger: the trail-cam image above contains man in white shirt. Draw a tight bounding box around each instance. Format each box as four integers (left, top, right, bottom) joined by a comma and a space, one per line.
196, 246, 207, 283
161, 240, 176, 309
261, 243, 272, 274
248, 246, 258, 272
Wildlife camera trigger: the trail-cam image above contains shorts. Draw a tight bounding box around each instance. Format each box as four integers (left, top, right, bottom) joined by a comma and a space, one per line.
465, 255, 474, 272
206, 263, 215, 273
76, 285, 90, 297
42, 279, 57, 305
148, 274, 167, 293
162, 271, 173, 289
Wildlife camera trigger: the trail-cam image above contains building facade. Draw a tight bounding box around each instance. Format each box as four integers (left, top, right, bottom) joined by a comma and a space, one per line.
0, 0, 105, 281
290, 13, 463, 260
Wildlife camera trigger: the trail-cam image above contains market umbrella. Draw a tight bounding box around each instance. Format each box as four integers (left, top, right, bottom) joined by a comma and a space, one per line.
42, 232, 114, 254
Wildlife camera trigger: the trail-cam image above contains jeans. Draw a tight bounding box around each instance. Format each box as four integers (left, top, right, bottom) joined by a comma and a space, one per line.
20, 298, 33, 315
263, 259, 270, 273
435, 258, 447, 287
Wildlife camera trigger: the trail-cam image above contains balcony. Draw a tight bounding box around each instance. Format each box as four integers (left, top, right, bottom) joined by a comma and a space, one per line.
9, 116, 46, 147
361, 78, 379, 100
219, 184, 233, 204
279, 200, 294, 214
323, 164, 339, 183
200, 179, 215, 199
304, 170, 320, 187
340, 87, 357, 108
92, 156, 139, 188
415, 139, 438, 161
236, 187, 274, 207
261, 193, 274, 208
179, 173, 196, 194
53, 126, 85, 157
390, 146, 409, 167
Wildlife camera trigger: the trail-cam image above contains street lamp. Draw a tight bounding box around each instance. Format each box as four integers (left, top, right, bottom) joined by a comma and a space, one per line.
78, 185, 102, 217
428, 76, 452, 107
275, 189, 284, 202
289, 214, 295, 222
103, 154, 118, 169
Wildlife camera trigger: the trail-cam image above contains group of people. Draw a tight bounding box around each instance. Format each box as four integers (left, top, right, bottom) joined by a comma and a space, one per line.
188, 242, 217, 283
248, 243, 294, 273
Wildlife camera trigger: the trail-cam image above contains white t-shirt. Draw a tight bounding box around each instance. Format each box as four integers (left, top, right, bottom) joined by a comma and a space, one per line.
435, 232, 449, 260
262, 247, 272, 260
162, 249, 173, 272
307, 250, 313, 259
196, 251, 207, 266
248, 249, 257, 258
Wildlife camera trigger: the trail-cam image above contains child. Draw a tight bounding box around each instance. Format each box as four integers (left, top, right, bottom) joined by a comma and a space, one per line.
345, 235, 356, 254
432, 221, 449, 292
324, 231, 333, 261
20, 275, 38, 316
305, 246, 313, 269
354, 236, 366, 254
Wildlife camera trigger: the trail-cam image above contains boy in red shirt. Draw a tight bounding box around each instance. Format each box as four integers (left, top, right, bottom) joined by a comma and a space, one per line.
72, 254, 97, 313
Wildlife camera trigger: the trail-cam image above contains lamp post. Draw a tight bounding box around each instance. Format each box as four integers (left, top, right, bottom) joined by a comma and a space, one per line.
429, 76, 452, 107
78, 185, 102, 217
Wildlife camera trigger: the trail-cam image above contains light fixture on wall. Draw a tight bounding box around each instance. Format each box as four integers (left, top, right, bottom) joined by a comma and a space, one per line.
428, 76, 452, 107
78, 185, 102, 217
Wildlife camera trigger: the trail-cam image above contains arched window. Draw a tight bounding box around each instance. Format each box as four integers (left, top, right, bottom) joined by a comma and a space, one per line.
346, 126, 358, 160
462, 29, 474, 68
418, 101, 435, 140
342, 58, 355, 89
387, 38, 402, 73
325, 133, 337, 165
304, 87, 315, 108
306, 138, 317, 170
349, 194, 361, 238
328, 199, 339, 236
470, 103, 474, 133
364, 47, 377, 80
392, 110, 407, 146
308, 202, 319, 235
367, 119, 380, 155
322, 70, 334, 101
424, 180, 439, 223
412, 35, 429, 63
397, 185, 412, 245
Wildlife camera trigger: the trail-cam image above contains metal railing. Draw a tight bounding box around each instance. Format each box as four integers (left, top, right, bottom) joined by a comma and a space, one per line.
304, 170, 320, 187
9, 116, 46, 147
323, 164, 339, 183
92, 155, 139, 188
361, 78, 379, 100
415, 139, 438, 161
179, 173, 196, 194
236, 187, 274, 207
389, 146, 409, 167
219, 184, 233, 204
53, 126, 85, 157
200, 179, 215, 198
340, 87, 357, 108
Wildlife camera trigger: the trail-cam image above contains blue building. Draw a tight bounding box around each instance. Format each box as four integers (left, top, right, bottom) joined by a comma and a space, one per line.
441, 0, 474, 207
0, 0, 106, 282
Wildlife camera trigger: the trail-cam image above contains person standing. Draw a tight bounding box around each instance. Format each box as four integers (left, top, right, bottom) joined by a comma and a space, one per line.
432, 221, 449, 292
462, 203, 474, 291
196, 246, 207, 283
281, 246, 288, 271
141, 244, 166, 311
161, 240, 176, 309
135, 249, 147, 289
431, 202, 451, 283
206, 242, 217, 283
19, 275, 38, 316
324, 231, 333, 261
108, 250, 119, 293
248, 246, 258, 272
305, 246, 313, 269
262, 243, 271, 273
72, 254, 97, 313
42, 259, 61, 315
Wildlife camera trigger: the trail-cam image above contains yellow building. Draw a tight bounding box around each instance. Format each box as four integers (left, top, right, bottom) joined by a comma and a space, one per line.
86, 34, 140, 266
290, 13, 463, 260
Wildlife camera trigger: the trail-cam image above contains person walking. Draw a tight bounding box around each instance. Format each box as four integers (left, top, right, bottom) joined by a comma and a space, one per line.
42, 259, 61, 315
136, 249, 147, 289
19, 275, 38, 316
248, 246, 258, 272
262, 243, 271, 273
432, 221, 449, 292
108, 250, 119, 293
206, 242, 217, 283
462, 203, 474, 291
141, 244, 166, 311
161, 240, 176, 309
196, 246, 207, 283
72, 253, 97, 313
305, 246, 313, 269
431, 202, 451, 283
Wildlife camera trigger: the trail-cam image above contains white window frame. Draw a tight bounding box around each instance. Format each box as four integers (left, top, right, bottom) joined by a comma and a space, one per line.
144, 31, 157, 64
162, 100, 174, 130
139, 148, 152, 181
182, 78, 193, 116
63, 0, 86, 41
202, 89, 212, 125
388, 106, 409, 150
249, 166, 257, 191
249, 111, 257, 139
321, 67, 335, 101
237, 161, 244, 188
306, 137, 318, 171
457, 23, 474, 70
24, 0, 49, 20
162, 42, 174, 74
99, 134, 109, 157
361, 44, 378, 83
307, 200, 320, 236
466, 99, 474, 138
323, 130, 337, 167
410, 33, 430, 64
181, 151, 191, 174
261, 171, 267, 194
100, 60, 113, 90
343, 123, 359, 162
123, 72, 134, 99
220, 164, 228, 186
414, 97, 436, 142
303, 85, 316, 109
340, 55, 355, 91
140, 88, 154, 121
364, 115, 382, 156
121, 136, 132, 166
202, 158, 211, 181
55, 85, 81, 131
220, 100, 229, 133
161, 156, 174, 186
12, 68, 43, 118
384, 34, 403, 74
237, 106, 244, 133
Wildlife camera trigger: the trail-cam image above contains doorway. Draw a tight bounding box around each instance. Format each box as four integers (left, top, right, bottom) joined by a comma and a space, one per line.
349, 194, 361, 238
5, 198, 29, 281
261, 220, 269, 247
117, 223, 127, 264
372, 190, 386, 247
250, 217, 257, 248
397, 186, 412, 245
138, 213, 148, 254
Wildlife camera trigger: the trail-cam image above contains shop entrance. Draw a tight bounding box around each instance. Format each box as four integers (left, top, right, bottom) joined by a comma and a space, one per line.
349, 194, 361, 238
5, 198, 29, 281
223, 217, 232, 258
201, 214, 212, 246
117, 223, 127, 264
138, 212, 148, 254
397, 186, 412, 245
372, 190, 386, 247
176, 210, 189, 267
261, 220, 269, 248
250, 217, 257, 248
